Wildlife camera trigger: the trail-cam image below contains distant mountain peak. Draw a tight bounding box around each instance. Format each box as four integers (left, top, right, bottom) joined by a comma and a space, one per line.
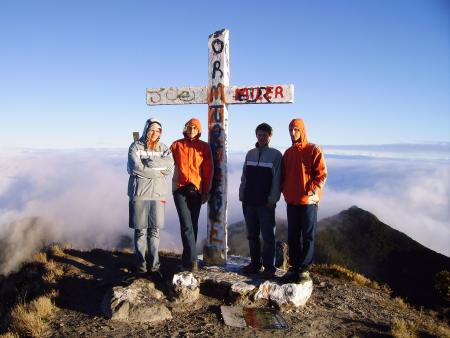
228, 206, 450, 308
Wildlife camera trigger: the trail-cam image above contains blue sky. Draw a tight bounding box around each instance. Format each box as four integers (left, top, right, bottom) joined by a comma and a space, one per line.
1, 0, 448, 150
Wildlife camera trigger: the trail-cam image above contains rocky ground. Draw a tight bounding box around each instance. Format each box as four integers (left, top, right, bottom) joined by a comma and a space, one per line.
1, 247, 449, 337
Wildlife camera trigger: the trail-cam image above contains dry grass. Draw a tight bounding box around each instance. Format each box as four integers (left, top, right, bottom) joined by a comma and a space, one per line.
421, 321, 450, 338
391, 318, 417, 338
313, 264, 381, 290
47, 244, 66, 257
0, 332, 20, 338
32, 252, 48, 264
9, 295, 57, 337
19, 244, 66, 275
42, 259, 65, 283
393, 297, 409, 309
29, 247, 65, 283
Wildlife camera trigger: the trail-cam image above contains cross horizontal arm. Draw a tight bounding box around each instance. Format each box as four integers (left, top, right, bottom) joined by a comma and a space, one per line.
146, 84, 294, 106
146, 87, 208, 105
227, 84, 294, 104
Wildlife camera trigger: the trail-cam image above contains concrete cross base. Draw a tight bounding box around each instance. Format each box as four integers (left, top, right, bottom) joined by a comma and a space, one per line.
173, 256, 314, 310
203, 244, 226, 265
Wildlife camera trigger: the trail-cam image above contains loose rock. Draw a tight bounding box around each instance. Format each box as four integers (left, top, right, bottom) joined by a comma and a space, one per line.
255, 280, 313, 307
101, 278, 172, 323
172, 272, 200, 303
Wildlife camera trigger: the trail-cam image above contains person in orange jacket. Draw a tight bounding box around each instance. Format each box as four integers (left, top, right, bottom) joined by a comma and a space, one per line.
171, 118, 213, 272
281, 118, 327, 283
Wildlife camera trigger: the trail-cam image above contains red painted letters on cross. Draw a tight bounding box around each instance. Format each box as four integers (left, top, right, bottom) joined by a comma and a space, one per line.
234, 85, 283, 102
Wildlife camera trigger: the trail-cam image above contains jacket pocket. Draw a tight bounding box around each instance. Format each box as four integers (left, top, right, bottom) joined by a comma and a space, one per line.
152, 177, 167, 198
301, 160, 311, 192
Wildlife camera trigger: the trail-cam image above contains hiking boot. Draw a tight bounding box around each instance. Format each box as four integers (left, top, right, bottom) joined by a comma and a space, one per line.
241, 263, 262, 274
148, 269, 163, 283
280, 269, 301, 284
133, 266, 147, 278
260, 268, 276, 279
299, 271, 311, 282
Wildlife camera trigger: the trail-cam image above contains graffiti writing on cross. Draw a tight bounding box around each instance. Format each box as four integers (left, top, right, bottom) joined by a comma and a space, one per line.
146, 85, 292, 105
146, 29, 294, 265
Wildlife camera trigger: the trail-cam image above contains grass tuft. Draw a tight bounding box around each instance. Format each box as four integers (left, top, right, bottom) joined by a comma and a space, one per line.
393, 297, 409, 309
32, 252, 48, 265
391, 318, 417, 338
0, 332, 20, 338
47, 244, 65, 257
9, 295, 57, 337
42, 259, 65, 283
421, 320, 450, 338
313, 264, 381, 290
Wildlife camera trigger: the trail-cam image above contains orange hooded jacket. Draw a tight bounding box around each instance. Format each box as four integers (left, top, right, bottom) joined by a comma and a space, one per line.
170, 118, 213, 196
282, 119, 327, 205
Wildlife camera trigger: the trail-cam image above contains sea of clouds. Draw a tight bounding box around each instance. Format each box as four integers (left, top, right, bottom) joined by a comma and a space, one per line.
0, 144, 449, 274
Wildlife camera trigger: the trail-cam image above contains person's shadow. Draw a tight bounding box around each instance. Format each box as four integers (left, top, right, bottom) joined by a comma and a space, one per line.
49, 247, 181, 316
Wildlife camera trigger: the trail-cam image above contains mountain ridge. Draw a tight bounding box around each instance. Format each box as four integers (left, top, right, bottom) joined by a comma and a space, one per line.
228, 205, 450, 308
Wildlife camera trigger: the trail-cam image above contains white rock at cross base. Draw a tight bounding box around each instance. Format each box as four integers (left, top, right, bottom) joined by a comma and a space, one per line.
172, 272, 199, 289
172, 272, 200, 302
255, 280, 313, 307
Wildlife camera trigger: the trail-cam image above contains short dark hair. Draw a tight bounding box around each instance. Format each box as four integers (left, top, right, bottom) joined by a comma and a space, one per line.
255, 122, 273, 135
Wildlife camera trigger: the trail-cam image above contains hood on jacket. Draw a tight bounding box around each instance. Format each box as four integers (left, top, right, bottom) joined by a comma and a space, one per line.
289, 118, 308, 146
183, 118, 202, 139
141, 117, 162, 142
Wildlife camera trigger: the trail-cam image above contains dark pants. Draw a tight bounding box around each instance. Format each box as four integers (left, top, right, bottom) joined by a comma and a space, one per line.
243, 204, 276, 271
287, 204, 318, 272
173, 188, 202, 265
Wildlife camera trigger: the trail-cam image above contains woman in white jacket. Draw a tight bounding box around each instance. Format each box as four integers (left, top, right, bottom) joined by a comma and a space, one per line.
127, 118, 174, 276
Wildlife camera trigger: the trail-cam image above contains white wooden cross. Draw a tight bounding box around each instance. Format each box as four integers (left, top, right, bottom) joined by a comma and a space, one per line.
146, 29, 294, 265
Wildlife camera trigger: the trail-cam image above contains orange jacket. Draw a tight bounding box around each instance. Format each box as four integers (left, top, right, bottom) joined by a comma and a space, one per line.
170, 137, 213, 196
282, 119, 327, 205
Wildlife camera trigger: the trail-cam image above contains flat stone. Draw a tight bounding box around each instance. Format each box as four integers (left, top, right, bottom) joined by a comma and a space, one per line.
230, 281, 256, 295
228, 281, 257, 304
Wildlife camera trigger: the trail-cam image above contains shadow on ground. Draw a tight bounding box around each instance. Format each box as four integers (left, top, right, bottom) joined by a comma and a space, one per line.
49, 249, 183, 315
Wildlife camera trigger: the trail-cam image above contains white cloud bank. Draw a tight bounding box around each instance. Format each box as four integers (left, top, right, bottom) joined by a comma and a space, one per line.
0, 145, 449, 274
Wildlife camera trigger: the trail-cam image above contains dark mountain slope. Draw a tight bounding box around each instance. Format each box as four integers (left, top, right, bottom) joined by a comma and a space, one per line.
315, 206, 450, 306
228, 206, 450, 307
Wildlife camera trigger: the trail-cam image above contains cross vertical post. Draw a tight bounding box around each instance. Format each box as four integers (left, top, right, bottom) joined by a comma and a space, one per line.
203, 30, 230, 264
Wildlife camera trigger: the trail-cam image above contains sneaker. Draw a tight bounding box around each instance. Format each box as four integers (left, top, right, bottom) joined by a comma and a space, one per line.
242, 263, 262, 274
280, 269, 301, 284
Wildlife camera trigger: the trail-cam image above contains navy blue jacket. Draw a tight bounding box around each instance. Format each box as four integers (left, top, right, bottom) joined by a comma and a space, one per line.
239, 144, 282, 206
